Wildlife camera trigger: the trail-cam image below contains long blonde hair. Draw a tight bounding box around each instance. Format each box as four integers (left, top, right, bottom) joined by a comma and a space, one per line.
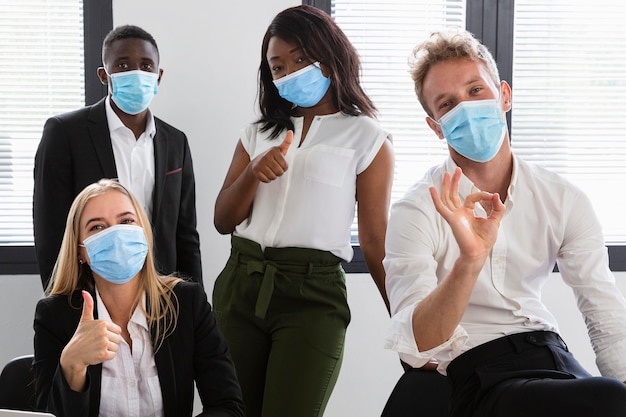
49, 179, 182, 352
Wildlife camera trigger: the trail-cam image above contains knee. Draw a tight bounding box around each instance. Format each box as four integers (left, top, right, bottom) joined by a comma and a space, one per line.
591, 378, 626, 415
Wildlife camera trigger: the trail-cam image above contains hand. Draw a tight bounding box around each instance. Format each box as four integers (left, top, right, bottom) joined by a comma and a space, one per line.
60, 291, 122, 390
250, 130, 293, 183
429, 167, 505, 262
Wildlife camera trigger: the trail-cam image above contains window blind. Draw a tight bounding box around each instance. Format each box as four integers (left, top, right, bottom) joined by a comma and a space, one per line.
511, 0, 626, 244
0, 0, 84, 245
332, 0, 466, 242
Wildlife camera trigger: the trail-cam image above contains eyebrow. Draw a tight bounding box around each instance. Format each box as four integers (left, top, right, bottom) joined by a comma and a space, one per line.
431, 77, 483, 106
112, 56, 155, 64
268, 46, 303, 62
84, 211, 136, 229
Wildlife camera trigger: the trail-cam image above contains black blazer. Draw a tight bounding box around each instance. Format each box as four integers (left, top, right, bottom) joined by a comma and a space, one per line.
33, 282, 245, 417
33, 98, 202, 288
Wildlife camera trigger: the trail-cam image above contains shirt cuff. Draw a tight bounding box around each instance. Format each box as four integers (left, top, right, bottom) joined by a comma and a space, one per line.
384, 303, 469, 369
595, 338, 626, 382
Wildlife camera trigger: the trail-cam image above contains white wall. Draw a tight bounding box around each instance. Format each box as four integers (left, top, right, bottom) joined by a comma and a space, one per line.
2, 1, 626, 416
116, 0, 301, 279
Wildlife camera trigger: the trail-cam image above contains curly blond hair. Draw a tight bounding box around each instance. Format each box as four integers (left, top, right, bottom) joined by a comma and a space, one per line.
410, 28, 500, 117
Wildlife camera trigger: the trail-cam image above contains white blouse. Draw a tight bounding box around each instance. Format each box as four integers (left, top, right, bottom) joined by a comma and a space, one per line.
234, 113, 389, 261
96, 290, 163, 417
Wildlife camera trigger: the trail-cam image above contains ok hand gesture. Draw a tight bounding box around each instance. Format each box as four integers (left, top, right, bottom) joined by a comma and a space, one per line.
429, 167, 506, 262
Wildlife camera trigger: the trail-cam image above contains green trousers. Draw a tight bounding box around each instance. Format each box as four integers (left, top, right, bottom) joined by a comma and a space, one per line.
213, 236, 351, 417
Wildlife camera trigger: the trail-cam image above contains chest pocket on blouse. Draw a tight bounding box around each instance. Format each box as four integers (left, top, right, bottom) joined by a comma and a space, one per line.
304, 144, 355, 187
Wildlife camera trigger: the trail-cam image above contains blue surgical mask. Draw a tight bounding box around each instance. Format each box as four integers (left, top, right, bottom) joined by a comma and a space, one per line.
273, 62, 331, 108
108, 70, 159, 115
83, 224, 148, 284
436, 99, 506, 163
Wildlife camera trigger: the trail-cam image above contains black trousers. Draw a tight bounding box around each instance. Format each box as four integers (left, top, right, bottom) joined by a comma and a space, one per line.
446, 331, 626, 417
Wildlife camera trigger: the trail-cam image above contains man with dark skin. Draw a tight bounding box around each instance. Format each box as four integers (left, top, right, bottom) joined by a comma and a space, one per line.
33, 25, 202, 290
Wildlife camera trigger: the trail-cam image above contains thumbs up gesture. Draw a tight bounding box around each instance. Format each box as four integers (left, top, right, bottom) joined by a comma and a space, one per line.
278, 130, 293, 156
59, 291, 122, 391
250, 130, 294, 183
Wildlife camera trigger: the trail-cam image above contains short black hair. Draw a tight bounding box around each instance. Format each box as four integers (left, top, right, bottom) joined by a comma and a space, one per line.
101, 25, 159, 65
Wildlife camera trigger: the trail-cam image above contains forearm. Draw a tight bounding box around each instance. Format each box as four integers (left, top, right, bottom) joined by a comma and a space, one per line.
43, 366, 90, 417
214, 165, 259, 234
411, 255, 484, 351
356, 138, 394, 312
59, 361, 88, 392
360, 237, 389, 312
33, 120, 74, 288
175, 227, 202, 284
176, 156, 203, 282
59, 336, 89, 392
34, 304, 90, 415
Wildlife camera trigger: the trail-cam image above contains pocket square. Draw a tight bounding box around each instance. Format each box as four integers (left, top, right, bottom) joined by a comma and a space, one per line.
165, 167, 182, 176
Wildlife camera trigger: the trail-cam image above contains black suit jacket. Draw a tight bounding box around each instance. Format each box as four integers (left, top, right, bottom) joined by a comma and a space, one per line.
33, 98, 202, 288
33, 282, 245, 417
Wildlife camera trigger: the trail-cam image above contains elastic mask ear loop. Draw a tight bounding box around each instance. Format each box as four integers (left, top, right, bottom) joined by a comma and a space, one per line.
428, 115, 440, 127
427, 115, 444, 139
78, 242, 86, 265
496, 82, 505, 109
495, 82, 509, 122
273, 63, 318, 86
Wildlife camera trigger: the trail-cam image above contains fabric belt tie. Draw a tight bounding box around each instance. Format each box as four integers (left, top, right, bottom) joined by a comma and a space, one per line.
240, 255, 341, 320
230, 235, 343, 320
246, 260, 279, 319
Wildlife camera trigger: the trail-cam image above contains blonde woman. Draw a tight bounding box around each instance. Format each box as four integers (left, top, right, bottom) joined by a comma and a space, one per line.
33, 179, 244, 417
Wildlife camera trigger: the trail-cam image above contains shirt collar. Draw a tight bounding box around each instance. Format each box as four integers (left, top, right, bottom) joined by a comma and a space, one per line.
95, 287, 150, 332
129, 293, 149, 331
443, 155, 519, 207
104, 96, 157, 140
443, 157, 479, 198
507, 154, 520, 204
444, 154, 519, 203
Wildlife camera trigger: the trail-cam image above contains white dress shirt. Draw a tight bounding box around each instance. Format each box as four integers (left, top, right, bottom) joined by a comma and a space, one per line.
96, 290, 164, 417
234, 113, 389, 262
105, 96, 156, 220
384, 155, 626, 380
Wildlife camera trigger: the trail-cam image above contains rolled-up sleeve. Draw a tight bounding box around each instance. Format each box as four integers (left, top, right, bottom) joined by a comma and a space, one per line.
557, 188, 626, 381
383, 177, 470, 369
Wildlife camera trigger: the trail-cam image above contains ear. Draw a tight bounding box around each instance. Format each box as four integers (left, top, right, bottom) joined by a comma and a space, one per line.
426, 116, 445, 140
77, 247, 90, 266
157, 68, 164, 85
500, 80, 512, 112
96, 67, 108, 86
